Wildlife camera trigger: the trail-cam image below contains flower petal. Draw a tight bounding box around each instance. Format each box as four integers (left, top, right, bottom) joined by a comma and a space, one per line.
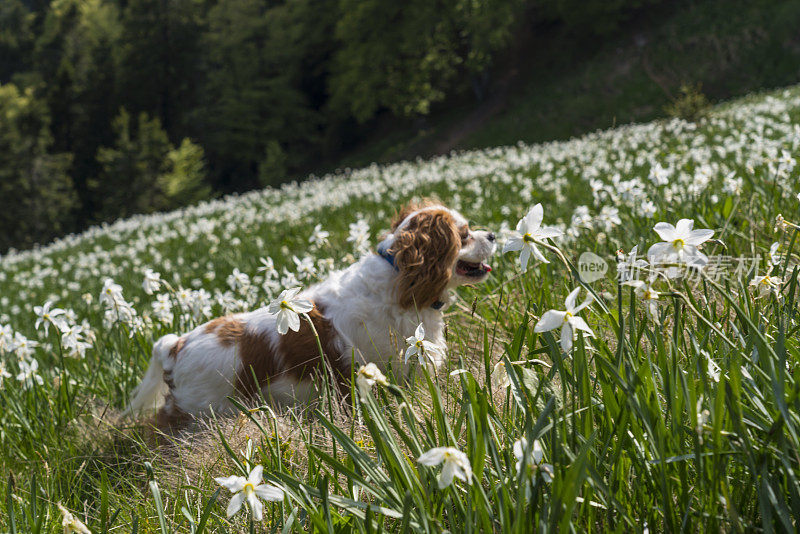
524, 204, 544, 232
647, 242, 677, 261
564, 287, 581, 311
292, 298, 314, 313
519, 246, 532, 271
568, 316, 595, 337
560, 322, 574, 353
418, 447, 446, 466
215, 475, 246, 493
653, 222, 677, 242
438, 461, 456, 488
248, 465, 264, 485
275, 312, 289, 335
255, 484, 284, 502
530, 243, 549, 264
535, 226, 563, 239
686, 228, 714, 246
534, 310, 566, 332
675, 219, 694, 236
250, 496, 264, 521
286, 311, 301, 332
502, 236, 524, 253
226, 492, 245, 518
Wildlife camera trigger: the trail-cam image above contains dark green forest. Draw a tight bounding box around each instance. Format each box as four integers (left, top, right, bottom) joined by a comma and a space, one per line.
2, 0, 799, 252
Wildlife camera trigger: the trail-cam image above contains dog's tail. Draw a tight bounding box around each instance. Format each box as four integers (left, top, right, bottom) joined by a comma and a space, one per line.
124, 334, 179, 417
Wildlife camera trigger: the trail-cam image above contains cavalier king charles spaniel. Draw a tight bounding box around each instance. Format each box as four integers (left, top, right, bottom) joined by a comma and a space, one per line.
127, 199, 495, 426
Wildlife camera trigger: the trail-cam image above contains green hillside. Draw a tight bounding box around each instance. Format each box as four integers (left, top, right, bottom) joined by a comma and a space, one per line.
1, 85, 800, 531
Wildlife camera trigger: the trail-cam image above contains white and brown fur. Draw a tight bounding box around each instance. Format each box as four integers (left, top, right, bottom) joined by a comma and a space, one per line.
126, 200, 496, 427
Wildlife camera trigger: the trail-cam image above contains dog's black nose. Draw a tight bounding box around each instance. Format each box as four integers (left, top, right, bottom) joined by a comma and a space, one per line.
487, 232, 496, 242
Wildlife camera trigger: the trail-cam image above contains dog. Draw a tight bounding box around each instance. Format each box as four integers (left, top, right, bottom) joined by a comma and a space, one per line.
126, 199, 496, 426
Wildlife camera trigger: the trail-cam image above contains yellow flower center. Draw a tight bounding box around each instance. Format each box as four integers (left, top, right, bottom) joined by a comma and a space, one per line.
243, 482, 255, 495
563, 311, 573, 323
416, 340, 424, 348
523, 233, 535, 243
760, 276, 771, 286
280, 300, 291, 310
672, 238, 685, 249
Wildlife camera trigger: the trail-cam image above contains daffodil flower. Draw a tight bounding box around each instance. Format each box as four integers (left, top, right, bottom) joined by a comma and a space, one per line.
625, 278, 661, 323
142, 268, 162, 295
491, 361, 511, 389
502, 204, 563, 271
513, 438, 553, 483
750, 274, 782, 298
58, 503, 92, 534
215, 465, 284, 521
356, 362, 388, 400
267, 287, 313, 335
34, 300, 66, 336
417, 446, 473, 489
404, 323, 444, 365
647, 219, 714, 267
534, 287, 595, 353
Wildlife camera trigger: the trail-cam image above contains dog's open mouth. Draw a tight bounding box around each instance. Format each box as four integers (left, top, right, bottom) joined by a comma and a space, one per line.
456, 260, 492, 277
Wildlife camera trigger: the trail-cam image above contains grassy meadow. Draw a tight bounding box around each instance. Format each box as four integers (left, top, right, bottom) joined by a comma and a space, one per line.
2, 85, 800, 532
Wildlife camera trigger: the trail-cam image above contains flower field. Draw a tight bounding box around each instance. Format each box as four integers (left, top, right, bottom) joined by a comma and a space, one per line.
2, 85, 800, 532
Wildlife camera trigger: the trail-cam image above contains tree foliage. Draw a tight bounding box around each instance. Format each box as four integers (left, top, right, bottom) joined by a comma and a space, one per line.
0, 0, 675, 251
0, 83, 77, 251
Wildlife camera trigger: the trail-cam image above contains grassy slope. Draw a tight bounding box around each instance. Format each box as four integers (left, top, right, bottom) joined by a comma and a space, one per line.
1, 85, 800, 531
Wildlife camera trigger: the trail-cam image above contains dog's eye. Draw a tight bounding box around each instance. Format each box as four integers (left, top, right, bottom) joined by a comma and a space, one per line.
459, 227, 470, 243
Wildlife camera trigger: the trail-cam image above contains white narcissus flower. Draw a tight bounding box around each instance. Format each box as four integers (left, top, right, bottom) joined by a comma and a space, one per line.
100, 279, 124, 307
417, 446, 473, 489
267, 287, 313, 335
625, 279, 661, 324
61, 324, 92, 358
309, 224, 330, 247
616, 245, 647, 283
356, 362, 388, 400
647, 219, 714, 267
750, 274, 782, 298
768, 242, 782, 267
502, 204, 563, 271
534, 287, 595, 353
34, 300, 66, 336
215, 465, 284, 521
17, 358, 44, 388
142, 268, 162, 295
491, 361, 510, 389
513, 438, 553, 483
58, 502, 92, 533
404, 323, 444, 365
257, 256, 275, 274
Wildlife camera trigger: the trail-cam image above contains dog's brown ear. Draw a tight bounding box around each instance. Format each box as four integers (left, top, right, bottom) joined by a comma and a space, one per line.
391, 208, 460, 309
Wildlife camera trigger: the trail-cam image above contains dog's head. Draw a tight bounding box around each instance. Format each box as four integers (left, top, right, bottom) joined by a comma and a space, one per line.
379, 200, 496, 309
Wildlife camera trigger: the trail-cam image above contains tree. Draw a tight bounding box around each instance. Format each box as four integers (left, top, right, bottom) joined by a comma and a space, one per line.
33, 0, 122, 220
158, 138, 212, 209
91, 108, 210, 221
196, 0, 321, 190
0, 0, 35, 82
117, 0, 203, 137
0, 83, 77, 252
329, 0, 525, 123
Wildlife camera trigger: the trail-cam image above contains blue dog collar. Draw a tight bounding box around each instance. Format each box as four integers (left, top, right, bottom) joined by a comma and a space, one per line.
376, 243, 445, 310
